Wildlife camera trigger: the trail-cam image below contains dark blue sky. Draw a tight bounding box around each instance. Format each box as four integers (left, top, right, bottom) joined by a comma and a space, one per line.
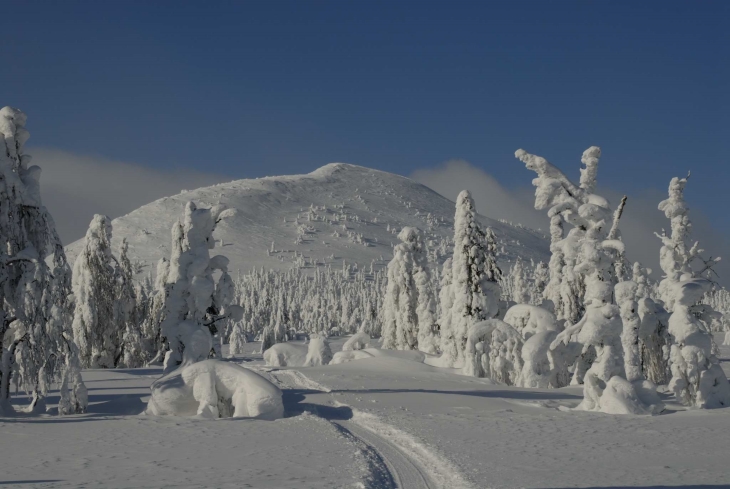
3, 1, 728, 230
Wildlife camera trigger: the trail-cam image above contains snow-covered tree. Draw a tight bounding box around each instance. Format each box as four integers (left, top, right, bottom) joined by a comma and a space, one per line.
382, 227, 421, 351
462, 319, 523, 384
615, 281, 641, 382
0, 106, 86, 414
654, 176, 730, 407
444, 190, 502, 367
510, 258, 529, 304
72, 215, 120, 368
158, 201, 236, 374
117, 239, 145, 368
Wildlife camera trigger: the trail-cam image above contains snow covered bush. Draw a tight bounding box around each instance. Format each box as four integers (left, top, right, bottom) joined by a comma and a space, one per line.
145, 359, 284, 419
0, 107, 86, 413
462, 319, 523, 385
263, 343, 308, 367
342, 332, 371, 351
615, 281, 641, 382
441, 191, 502, 367
157, 201, 237, 374
304, 334, 332, 366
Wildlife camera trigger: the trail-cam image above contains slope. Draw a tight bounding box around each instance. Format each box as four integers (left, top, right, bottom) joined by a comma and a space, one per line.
65, 163, 549, 276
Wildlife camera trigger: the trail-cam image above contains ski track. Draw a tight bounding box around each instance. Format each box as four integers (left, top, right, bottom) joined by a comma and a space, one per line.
265, 367, 477, 489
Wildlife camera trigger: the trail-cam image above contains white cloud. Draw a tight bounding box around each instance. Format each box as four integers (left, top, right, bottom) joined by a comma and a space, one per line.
412, 159, 730, 286
32, 147, 230, 244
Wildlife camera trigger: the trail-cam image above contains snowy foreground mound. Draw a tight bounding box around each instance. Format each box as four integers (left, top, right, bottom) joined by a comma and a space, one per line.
65, 163, 549, 276
145, 360, 284, 419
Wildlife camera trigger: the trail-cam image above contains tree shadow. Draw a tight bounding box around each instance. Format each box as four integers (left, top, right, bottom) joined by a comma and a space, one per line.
563, 486, 730, 489
281, 388, 353, 420
0, 480, 64, 485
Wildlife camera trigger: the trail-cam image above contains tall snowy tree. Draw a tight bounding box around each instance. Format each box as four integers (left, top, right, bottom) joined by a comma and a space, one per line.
655, 176, 730, 408
0, 106, 86, 414
382, 227, 421, 351
444, 190, 502, 367
72, 215, 120, 368
158, 201, 237, 374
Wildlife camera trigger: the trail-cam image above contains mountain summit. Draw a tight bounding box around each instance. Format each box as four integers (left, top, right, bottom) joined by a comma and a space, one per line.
65, 163, 549, 275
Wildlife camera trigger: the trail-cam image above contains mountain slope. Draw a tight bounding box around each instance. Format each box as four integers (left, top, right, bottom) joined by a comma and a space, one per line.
65, 163, 549, 276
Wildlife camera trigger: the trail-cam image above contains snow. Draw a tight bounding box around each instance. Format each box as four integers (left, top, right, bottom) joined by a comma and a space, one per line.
145, 359, 284, 420
4, 336, 730, 487
65, 163, 550, 279
342, 332, 371, 351
263, 342, 308, 367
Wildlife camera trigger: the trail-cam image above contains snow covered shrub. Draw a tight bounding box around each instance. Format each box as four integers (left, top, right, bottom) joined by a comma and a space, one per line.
441, 191, 502, 367
304, 334, 332, 366
263, 343, 308, 367
342, 332, 371, 351
503, 304, 560, 340
668, 278, 730, 408
0, 107, 86, 413
462, 319, 523, 385
158, 202, 237, 374
146, 359, 284, 419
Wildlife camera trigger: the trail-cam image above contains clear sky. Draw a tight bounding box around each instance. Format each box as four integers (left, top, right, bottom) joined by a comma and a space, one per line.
2, 1, 728, 233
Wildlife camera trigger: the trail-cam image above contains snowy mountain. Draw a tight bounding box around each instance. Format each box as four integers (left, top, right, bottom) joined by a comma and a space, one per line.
65, 163, 549, 276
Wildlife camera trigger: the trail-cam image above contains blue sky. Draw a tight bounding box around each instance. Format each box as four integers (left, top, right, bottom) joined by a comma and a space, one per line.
2, 1, 727, 233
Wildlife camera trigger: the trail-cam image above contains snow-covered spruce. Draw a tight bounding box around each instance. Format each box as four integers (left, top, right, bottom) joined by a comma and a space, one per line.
382, 227, 430, 351
157, 201, 238, 374
0, 107, 86, 414
442, 190, 502, 367
145, 359, 284, 419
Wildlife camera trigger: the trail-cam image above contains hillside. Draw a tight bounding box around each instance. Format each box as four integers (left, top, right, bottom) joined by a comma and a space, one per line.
65, 163, 549, 276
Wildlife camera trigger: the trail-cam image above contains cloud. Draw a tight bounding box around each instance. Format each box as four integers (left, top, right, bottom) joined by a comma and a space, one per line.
412, 159, 730, 287
31, 147, 230, 244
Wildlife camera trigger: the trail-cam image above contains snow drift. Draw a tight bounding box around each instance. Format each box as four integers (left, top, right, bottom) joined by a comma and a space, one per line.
145, 360, 284, 420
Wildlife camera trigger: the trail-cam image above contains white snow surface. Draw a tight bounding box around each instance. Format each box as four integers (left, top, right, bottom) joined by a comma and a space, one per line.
4, 335, 730, 488
64, 163, 549, 276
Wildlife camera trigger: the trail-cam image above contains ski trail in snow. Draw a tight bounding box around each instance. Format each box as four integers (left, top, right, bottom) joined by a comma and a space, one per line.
267, 367, 477, 489
271, 368, 332, 392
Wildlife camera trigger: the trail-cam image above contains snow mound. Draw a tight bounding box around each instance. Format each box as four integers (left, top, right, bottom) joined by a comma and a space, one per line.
342, 332, 371, 351
331, 347, 432, 365
582, 376, 664, 415
145, 360, 284, 420
263, 343, 308, 367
